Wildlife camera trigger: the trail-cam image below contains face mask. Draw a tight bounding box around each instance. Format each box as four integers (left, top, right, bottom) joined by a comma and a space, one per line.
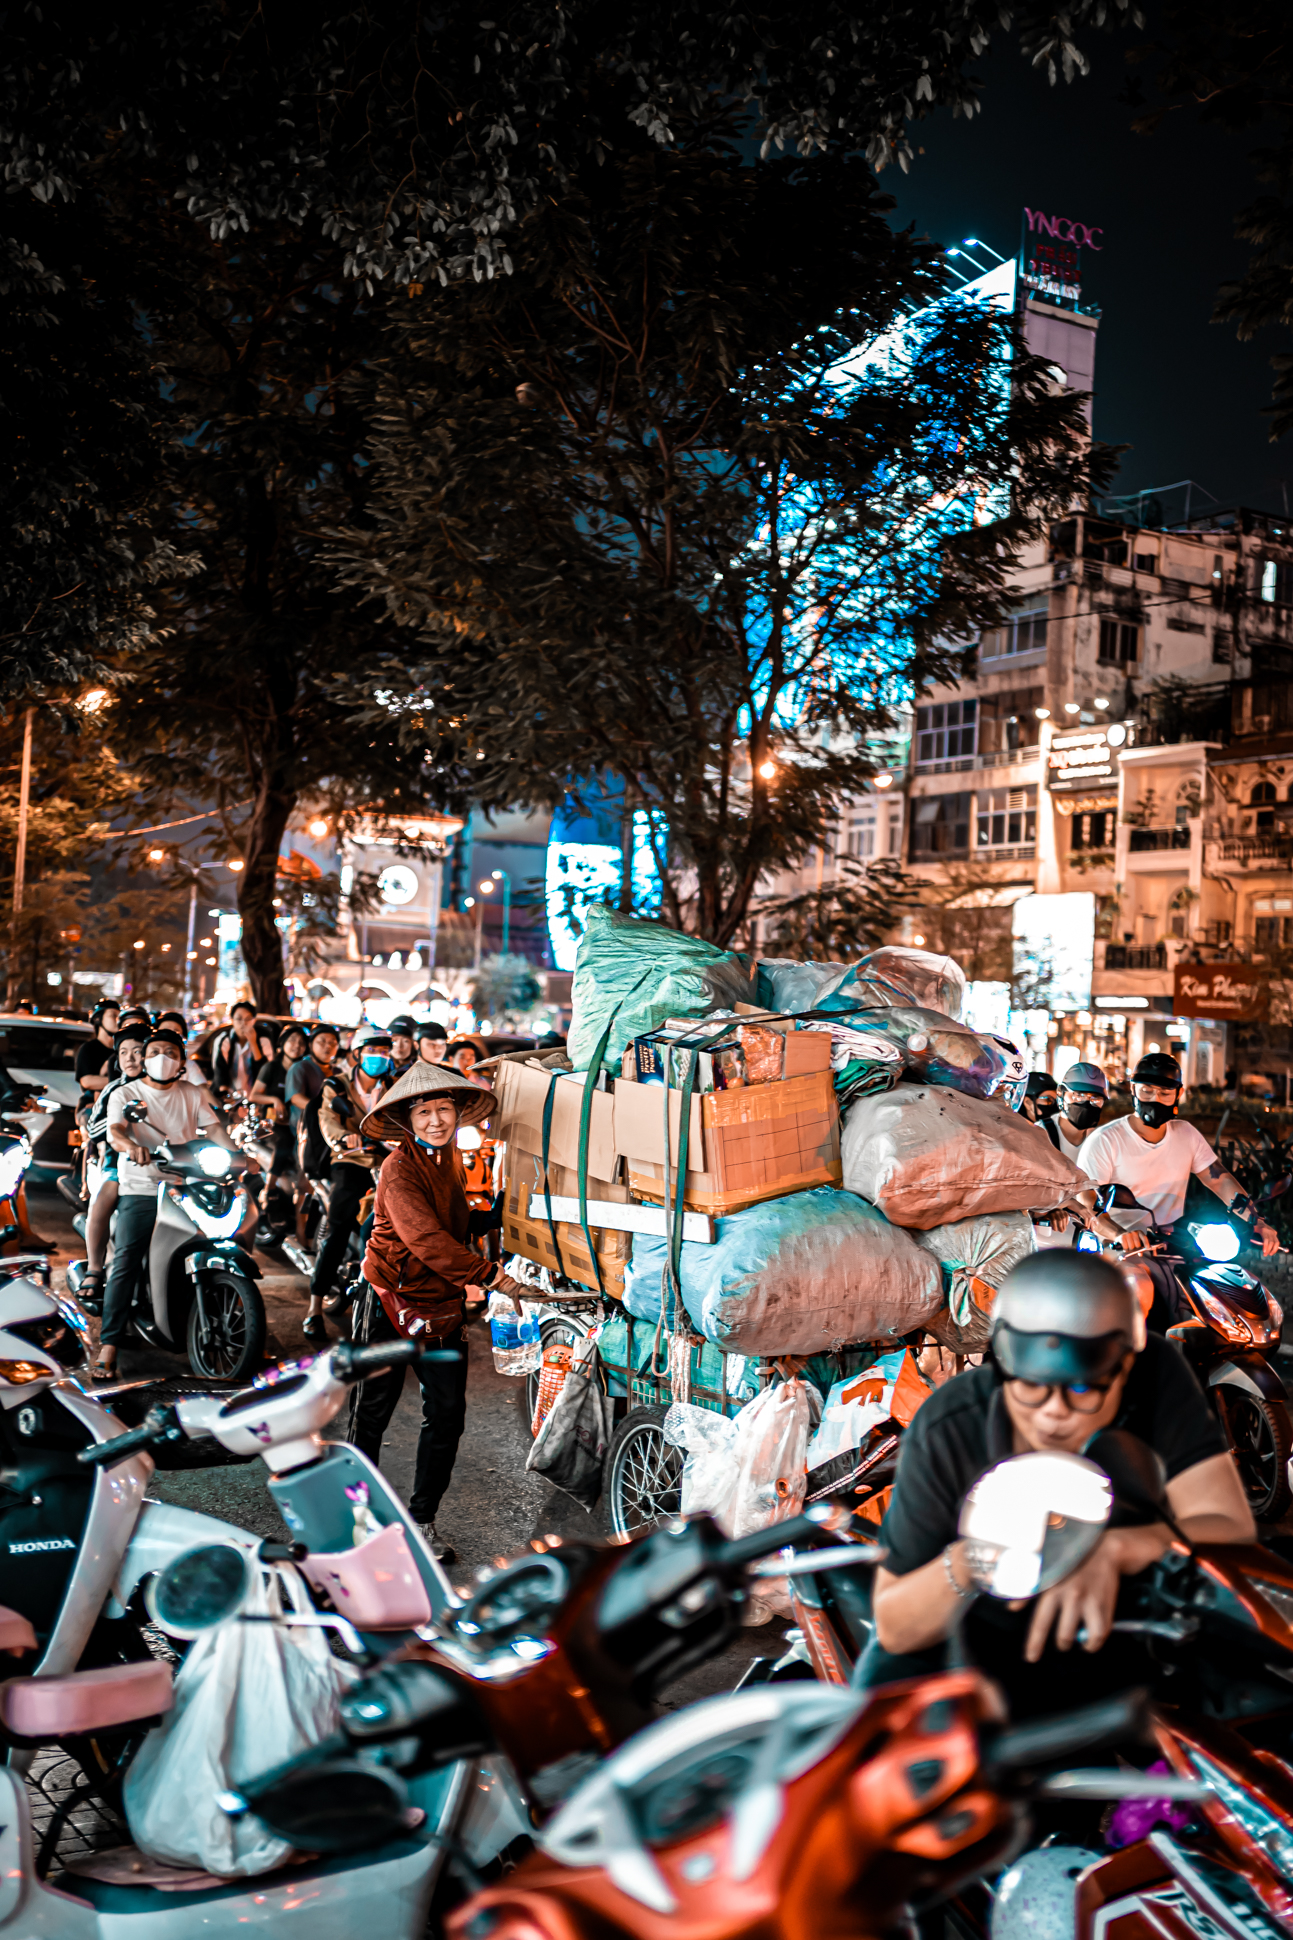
1036, 1097, 1059, 1120
360, 1053, 393, 1078
145, 1053, 181, 1082
1136, 1097, 1177, 1129
1065, 1100, 1103, 1131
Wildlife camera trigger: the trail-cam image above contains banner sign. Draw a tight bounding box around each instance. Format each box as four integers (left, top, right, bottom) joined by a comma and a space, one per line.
1173, 963, 1268, 1022
1047, 726, 1123, 795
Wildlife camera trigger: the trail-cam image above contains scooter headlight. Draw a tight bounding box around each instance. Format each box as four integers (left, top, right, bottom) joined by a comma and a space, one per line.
0, 1140, 30, 1200
456, 1126, 482, 1151
1189, 1221, 1241, 1263
180, 1188, 248, 1239
195, 1145, 233, 1179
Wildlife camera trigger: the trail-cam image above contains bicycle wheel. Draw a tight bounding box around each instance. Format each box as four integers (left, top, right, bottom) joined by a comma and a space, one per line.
605, 1405, 683, 1539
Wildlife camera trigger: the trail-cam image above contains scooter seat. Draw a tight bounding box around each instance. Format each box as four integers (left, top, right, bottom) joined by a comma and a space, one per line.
0, 1605, 37, 1655
0, 1658, 173, 1738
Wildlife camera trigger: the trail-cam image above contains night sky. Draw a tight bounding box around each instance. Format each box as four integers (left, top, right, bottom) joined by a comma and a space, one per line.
884, 34, 1289, 517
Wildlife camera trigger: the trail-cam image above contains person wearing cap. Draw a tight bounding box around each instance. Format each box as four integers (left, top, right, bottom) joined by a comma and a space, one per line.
864, 1251, 1254, 1714
1042, 1061, 1108, 1164
1016, 1070, 1061, 1126
346, 1061, 525, 1562
1079, 1051, 1281, 1257
303, 1023, 394, 1343
94, 1028, 238, 1378
388, 1016, 417, 1075
416, 1021, 448, 1065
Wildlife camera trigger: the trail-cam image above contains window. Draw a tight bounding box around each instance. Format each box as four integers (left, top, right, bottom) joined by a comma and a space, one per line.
911, 792, 971, 855
0, 1024, 87, 1068
915, 700, 976, 765
1254, 896, 1293, 949
1098, 618, 1139, 665
977, 688, 1044, 756
1071, 810, 1112, 851
847, 806, 877, 857
982, 604, 1048, 660
1134, 553, 1156, 574
1212, 630, 1232, 665
1260, 559, 1293, 605
1251, 778, 1277, 833
886, 809, 902, 857
976, 785, 1037, 850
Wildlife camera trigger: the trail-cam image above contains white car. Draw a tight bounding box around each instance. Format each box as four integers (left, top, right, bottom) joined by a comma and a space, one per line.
0, 1011, 94, 1177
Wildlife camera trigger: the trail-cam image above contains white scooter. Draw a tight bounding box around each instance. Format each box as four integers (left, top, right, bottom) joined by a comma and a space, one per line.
0, 1270, 531, 1934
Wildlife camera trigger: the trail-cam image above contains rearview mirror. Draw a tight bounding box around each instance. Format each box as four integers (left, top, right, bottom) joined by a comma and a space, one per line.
1096, 1182, 1144, 1213
958, 1453, 1111, 1600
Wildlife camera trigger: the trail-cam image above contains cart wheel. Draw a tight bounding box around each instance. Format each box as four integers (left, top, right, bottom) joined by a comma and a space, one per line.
525, 1316, 586, 1434
605, 1405, 683, 1539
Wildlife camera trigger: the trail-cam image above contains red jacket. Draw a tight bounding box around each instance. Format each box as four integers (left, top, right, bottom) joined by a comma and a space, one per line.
362, 1137, 485, 1338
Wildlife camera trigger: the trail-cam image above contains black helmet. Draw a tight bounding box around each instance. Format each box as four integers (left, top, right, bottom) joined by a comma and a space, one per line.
1132, 1051, 1182, 1089
388, 1014, 417, 1036
991, 1252, 1145, 1387
91, 997, 120, 1027
416, 1020, 448, 1042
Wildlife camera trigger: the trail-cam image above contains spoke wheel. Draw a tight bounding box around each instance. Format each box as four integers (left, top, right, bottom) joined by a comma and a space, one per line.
1224, 1391, 1293, 1523
186, 1272, 266, 1383
606, 1405, 683, 1539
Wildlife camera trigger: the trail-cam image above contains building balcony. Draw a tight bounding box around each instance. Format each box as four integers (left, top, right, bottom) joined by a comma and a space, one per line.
914, 744, 1040, 777
1205, 835, 1293, 870
1103, 944, 1168, 971
1127, 827, 1192, 853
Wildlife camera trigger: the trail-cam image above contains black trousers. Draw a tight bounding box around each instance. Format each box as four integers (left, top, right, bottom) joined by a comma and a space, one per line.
310, 1162, 369, 1299
346, 1291, 468, 1523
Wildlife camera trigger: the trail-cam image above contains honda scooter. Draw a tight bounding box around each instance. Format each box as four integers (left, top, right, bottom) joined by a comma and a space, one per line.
66, 1103, 266, 1383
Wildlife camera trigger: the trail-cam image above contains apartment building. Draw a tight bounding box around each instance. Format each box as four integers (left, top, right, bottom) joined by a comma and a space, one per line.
903, 504, 1293, 1083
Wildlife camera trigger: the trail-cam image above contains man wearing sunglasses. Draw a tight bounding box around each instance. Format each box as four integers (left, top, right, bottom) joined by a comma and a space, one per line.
864, 1251, 1254, 1714
1079, 1051, 1281, 1258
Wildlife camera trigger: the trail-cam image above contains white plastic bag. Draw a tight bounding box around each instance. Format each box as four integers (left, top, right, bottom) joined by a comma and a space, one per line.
663, 1402, 738, 1518
124, 1563, 353, 1877
726, 1381, 813, 1537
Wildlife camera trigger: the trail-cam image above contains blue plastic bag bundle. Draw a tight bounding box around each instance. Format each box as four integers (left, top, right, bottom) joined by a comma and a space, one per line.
568, 905, 756, 1075
828, 1005, 1013, 1101
755, 947, 967, 1025
623, 1187, 943, 1356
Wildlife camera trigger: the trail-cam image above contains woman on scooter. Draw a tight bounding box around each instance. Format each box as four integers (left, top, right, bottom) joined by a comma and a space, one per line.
864, 1250, 1256, 1716
345, 1062, 527, 1563
75, 1022, 150, 1312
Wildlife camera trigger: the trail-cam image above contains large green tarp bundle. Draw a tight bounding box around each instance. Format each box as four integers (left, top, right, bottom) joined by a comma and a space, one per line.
568, 905, 756, 1074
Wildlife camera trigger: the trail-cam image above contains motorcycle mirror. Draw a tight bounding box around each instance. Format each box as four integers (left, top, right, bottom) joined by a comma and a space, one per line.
145, 1543, 253, 1638
1261, 1175, 1292, 1203
957, 1452, 1112, 1600
1083, 1429, 1168, 1520
1095, 1183, 1144, 1213
123, 1101, 149, 1124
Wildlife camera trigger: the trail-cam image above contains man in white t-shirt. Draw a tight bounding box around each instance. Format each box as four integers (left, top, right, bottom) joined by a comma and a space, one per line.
93, 1028, 237, 1379
1079, 1050, 1281, 1253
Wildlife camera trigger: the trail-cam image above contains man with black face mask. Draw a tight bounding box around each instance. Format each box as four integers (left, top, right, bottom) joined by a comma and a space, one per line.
1041, 1061, 1108, 1163
1017, 1070, 1060, 1126
1079, 1051, 1281, 1257
93, 1028, 236, 1379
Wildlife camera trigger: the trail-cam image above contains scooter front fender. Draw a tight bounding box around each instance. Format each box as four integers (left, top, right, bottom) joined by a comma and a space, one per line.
1208, 1352, 1288, 1404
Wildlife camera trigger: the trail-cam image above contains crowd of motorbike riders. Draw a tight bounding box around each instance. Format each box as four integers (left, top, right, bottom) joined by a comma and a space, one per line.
53, 996, 1291, 1657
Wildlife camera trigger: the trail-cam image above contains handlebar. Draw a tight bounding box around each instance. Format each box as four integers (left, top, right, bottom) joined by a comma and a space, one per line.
984, 1689, 1150, 1776
77, 1403, 184, 1468
713, 1509, 861, 1574
329, 1340, 462, 1382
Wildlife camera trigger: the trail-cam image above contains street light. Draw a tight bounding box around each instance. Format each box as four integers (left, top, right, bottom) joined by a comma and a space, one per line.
308, 818, 328, 839
228, 858, 245, 873
758, 761, 776, 780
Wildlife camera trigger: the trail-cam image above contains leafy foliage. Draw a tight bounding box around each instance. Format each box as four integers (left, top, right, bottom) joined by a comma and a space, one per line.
470, 952, 544, 1020
758, 857, 921, 959
333, 132, 1109, 944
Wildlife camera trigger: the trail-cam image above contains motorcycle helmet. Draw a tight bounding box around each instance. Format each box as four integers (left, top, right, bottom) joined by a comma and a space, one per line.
1063, 1061, 1109, 1098
352, 1023, 394, 1080
1131, 1050, 1182, 1129
991, 1847, 1102, 1940
1016, 1070, 1060, 1120
1060, 1060, 1108, 1132
90, 998, 120, 1030
388, 1014, 417, 1038
415, 1021, 448, 1042
990, 1250, 1146, 1385
142, 1028, 187, 1086
0, 1275, 90, 1386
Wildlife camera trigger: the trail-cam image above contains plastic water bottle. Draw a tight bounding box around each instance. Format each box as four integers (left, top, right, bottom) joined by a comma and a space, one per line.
489, 1291, 541, 1376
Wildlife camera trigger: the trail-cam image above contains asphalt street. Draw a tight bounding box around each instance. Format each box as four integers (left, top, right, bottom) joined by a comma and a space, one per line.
32, 1181, 773, 1703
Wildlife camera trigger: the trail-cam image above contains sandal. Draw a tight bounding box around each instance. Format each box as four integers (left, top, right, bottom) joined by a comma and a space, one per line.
90, 1357, 117, 1382
77, 1269, 105, 1315
301, 1314, 329, 1345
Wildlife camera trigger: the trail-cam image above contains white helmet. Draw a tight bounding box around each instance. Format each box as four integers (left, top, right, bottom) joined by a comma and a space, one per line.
992, 1846, 1101, 1940
0, 1276, 91, 1395
351, 1023, 393, 1051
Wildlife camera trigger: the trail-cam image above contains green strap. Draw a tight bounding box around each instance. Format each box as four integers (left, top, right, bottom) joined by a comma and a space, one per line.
539, 1076, 567, 1280
575, 968, 655, 1298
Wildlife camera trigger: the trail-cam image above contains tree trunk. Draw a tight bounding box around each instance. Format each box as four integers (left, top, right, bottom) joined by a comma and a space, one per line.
238, 783, 295, 1012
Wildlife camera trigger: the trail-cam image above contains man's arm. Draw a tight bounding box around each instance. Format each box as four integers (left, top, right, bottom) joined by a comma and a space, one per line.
106, 1099, 151, 1169
1196, 1157, 1282, 1256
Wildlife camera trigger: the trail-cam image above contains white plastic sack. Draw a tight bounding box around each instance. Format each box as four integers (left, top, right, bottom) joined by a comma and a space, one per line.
726, 1380, 814, 1537
841, 1084, 1087, 1230
663, 1402, 738, 1518
912, 1210, 1036, 1336
124, 1563, 353, 1877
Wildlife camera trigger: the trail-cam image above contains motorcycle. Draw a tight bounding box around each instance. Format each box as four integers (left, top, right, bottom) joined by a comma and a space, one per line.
1082, 1183, 1292, 1522
65, 1102, 267, 1383
222, 1444, 1208, 1940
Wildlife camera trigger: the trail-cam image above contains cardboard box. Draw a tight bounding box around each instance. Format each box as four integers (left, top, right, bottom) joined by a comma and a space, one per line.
618, 1068, 841, 1215
491, 1058, 618, 1183
502, 1145, 629, 1295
